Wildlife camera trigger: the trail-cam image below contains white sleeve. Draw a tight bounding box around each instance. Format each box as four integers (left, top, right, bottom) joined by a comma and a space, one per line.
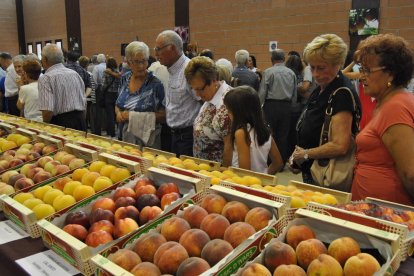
303, 66, 312, 83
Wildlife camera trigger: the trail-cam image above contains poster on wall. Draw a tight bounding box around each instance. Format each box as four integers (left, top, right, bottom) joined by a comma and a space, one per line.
69, 37, 80, 52
269, 41, 278, 52
174, 26, 189, 43
349, 8, 379, 36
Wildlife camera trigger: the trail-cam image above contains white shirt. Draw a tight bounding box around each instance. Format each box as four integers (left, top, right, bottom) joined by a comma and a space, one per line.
232, 126, 272, 173
92, 62, 106, 85
5, 64, 19, 97
148, 61, 169, 92
18, 82, 43, 121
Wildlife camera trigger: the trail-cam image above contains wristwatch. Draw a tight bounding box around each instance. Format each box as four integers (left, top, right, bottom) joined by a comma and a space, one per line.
304, 149, 309, 160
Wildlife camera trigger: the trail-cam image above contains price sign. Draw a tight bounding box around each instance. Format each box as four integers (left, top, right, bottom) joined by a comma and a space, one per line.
0, 220, 29, 244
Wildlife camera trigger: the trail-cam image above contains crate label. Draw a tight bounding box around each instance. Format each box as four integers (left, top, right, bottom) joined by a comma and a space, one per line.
16, 250, 80, 276
217, 246, 257, 276
0, 220, 29, 244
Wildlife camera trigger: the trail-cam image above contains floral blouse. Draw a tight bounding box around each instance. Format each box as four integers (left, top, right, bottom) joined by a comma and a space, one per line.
193, 81, 232, 163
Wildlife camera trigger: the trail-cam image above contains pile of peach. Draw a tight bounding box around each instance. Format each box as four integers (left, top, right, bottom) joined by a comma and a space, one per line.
0, 133, 32, 152
239, 224, 381, 276
104, 193, 274, 275
338, 202, 414, 231
12, 160, 131, 220
62, 179, 183, 248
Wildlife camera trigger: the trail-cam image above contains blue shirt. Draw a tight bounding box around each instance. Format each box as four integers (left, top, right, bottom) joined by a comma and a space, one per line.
116, 71, 165, 112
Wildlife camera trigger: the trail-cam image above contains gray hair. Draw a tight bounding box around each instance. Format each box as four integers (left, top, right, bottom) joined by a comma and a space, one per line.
235, 50, 249, 66
271, 49, 285, 62
157, 30, 183, 54
125, 41, 150, 60
216, 58, 234, 74
97, 54, 106, 63
12, 54, 25, 63
42, 44, 64, 65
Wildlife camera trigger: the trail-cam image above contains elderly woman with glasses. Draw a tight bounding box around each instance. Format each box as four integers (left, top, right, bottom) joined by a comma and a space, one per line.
115, 41, 165, 148
184, 56, 232, 164
351, 34, 414, 205
290, 34, 361, 191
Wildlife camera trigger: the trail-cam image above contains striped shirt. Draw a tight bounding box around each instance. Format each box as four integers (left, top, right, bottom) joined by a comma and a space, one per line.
38, 63, 86, 115
166, 54, 201, 128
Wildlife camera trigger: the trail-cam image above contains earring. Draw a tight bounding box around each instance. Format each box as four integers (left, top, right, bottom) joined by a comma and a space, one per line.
387, 81, 392, 87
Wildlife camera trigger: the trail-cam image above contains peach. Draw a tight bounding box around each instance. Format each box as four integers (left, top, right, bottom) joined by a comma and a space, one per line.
20, 163, 35, 176
161, 192, 181, 210
53, 151, 68, 162
135, 184, 157, 199
108, 249, 142, 272
42, 144, 57, 155
33, 171, 52, 184
62, 224, 88, 241
179, 229, 210, 257
14, 177, 34, 190
221, 201, 250, 223
13, 192, 35, 204
71, 168, 89, 181
43, 189, 64, 205
286, 224, 316, 249
176, 257, 211, 276
263, 241, 297, 272
156, 182, 179, 199
114, 205, 140, 222
8, 158, 24, 168
68, 158, 86, 170
63, 181, 82, 195
130, 262, 161, 276
199, 193, 227, 214
240, 263, 271, 276
37, 156, 54, 168
115, 196, 136, 209
32, 203, 56, 220
245, 207, 273, 231
89, 160, 107, 172
113, 187, 136, 201
296, 238, 327, 270
93, 176, 113, 192
44, 160, 60, 173
160, 217, 191, 242
153, 241, 189, 275
73, 185, 95, 201
307, 255, 343, 275
134, 178, 155, 189
200, 239, 233, 266
81, 171, 101, 187
139, 205, 162, 225
1, 170, 19, 183
200, 213, 230, 239
33, 185, 53, 199
343, 253, 381, 276
23, 198, 44, 209
51, 164, 70, 176
224, 221, 256, 248
53, 176, 71, 191
114, 217, 139, 238
61, 154, 76, 166
328, 236, 361, 267
27, 167, 44, 179
85, 230, 113, 247
89, 220, 114, 235
8, 173, 25, 187
135, 194, 160, 211
133, 231, 167, 262
273, 264, 306, 276
110, 167, 131, 183
65, 210, 90, 228
53, 194, 76, 211
181, 205, 208, 228
92, 198, 116, 213
99, 164, 117, 178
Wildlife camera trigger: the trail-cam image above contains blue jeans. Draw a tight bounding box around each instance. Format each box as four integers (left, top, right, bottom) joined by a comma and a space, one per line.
170, 126, 193, 157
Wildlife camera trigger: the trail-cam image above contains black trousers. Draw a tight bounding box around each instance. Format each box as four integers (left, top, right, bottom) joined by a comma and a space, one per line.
263, 100, 292, 163
170, 126, 193, 157
104, 93, 117, 137
51, 110, 86, 131
6, 95, 19, 116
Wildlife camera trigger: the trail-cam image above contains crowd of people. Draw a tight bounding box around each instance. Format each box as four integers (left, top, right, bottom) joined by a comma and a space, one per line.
0, 30, 413, 205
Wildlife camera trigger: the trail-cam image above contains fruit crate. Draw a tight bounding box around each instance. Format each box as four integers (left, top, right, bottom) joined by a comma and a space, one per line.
234, 208, 402, 276
91, 185, 285, 276
179, 154, 221, 170
308, 198, 414, 260
222, 166, 278, 186
142, 146, 176, 158
21, 121, 66, 135
0, 122, 16, 136
114, 152, 152, 174
0, 144, 100, 237
157, 163, 211, 192
38, 167, 201, 275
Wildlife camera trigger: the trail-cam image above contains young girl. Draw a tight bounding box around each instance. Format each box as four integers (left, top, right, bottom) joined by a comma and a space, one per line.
223, 86, 283, 174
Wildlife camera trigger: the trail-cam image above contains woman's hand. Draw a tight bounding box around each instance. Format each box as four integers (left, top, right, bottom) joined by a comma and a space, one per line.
116, 112, 123, 123
120, 111, 129, 121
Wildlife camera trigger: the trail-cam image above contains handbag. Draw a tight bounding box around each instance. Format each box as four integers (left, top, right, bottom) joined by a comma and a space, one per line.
310, 87, 360, 192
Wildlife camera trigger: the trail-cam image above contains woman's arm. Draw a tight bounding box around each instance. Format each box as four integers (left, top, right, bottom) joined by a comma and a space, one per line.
105, 69, 121, 79
293, 111, 353, 161
222, 135, 233, 167
115, 106, 126, 123
235, 129, 251, 170
382, 124, 414, 199
268, 137, 283, 174
155, 108, 166, 123
16, 99, 24, 111
342, 61, 362, 80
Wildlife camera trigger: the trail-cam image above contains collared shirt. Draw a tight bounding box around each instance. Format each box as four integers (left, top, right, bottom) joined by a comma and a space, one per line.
92, 62, 106, 86
166, 54, 201, 128
232, 66, 260, 91
258, 63, 297, 105
65, 61, 92, 89
5, 64, 19, 97
193, 81, 232, 162
116, 71, 164, 112
148, 61, 169, 92
38, 63, 86, 115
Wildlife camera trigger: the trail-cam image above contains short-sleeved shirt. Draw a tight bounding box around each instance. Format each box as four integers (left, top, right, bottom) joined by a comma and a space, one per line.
193, 81, 232, 163
297, 71, 360, 173
352, 92, 414, 205
65, 62, 92, 89
18, 82, 42, 121
116, 71, 165, 113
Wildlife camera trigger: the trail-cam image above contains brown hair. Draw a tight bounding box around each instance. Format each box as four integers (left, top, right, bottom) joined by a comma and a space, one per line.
106, 57, 118, 71
22, 59, 41, 80
357, 33, 414, 87
78, 56, 89, 69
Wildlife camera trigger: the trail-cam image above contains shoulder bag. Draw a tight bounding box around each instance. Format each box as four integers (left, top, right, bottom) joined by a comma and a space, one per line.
310, 87, 360, 192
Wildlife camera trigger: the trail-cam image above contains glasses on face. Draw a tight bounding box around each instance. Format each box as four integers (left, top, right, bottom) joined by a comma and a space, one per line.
359, 66, 386, 76
193, 83, 208, 93
128, 59, 148, 65
154, 44, 171, 53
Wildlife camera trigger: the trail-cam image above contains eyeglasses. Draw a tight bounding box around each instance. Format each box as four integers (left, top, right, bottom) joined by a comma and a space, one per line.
154, 44, 171, 53
128, 59, 148, 65
193, 83, 208, 93
359, 66, 386, 76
